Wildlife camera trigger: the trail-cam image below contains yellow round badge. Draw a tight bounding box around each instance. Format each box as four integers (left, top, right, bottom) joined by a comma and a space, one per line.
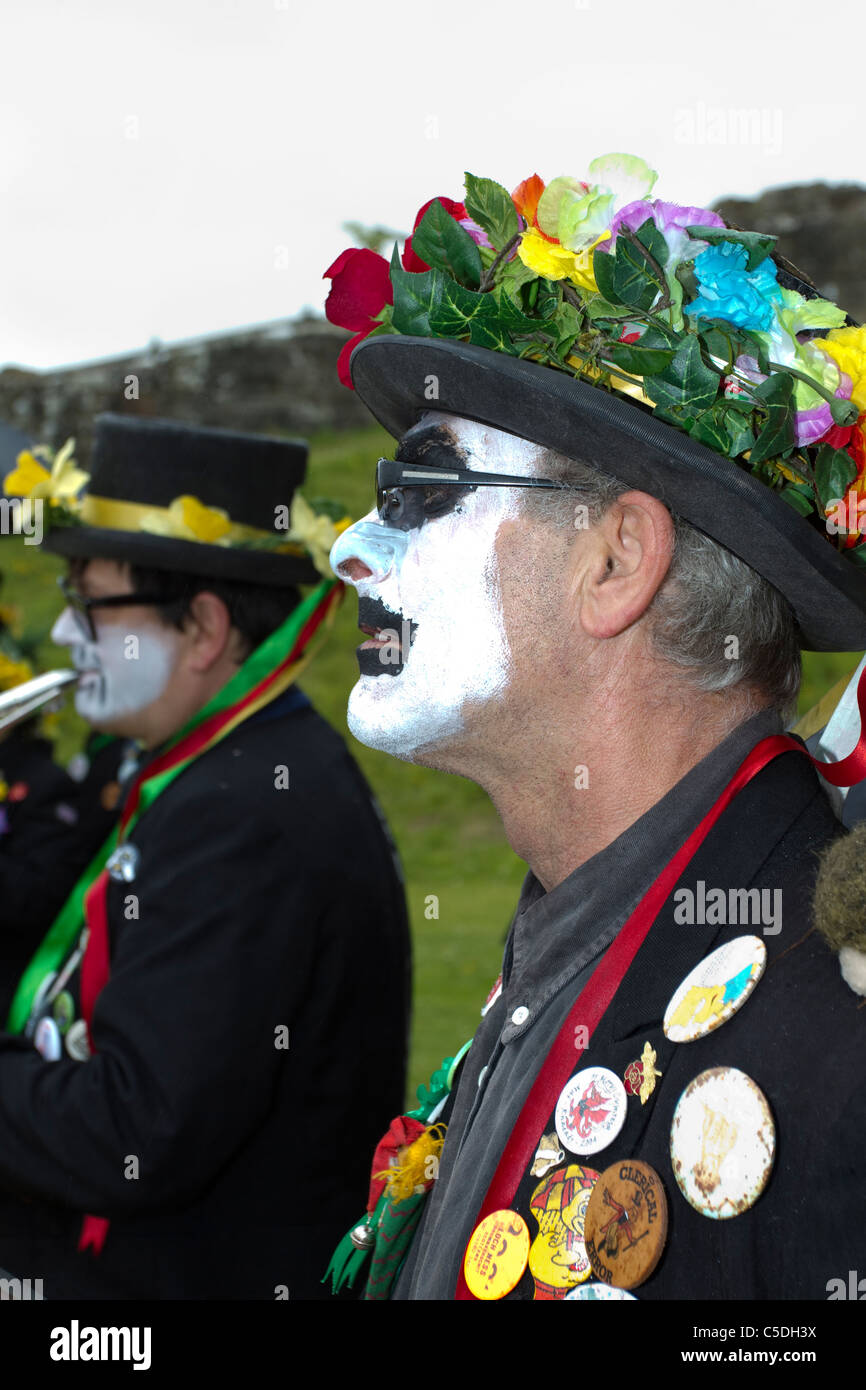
464, 1210, 530, 1300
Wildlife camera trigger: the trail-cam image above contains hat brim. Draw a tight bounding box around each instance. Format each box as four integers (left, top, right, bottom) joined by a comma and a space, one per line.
351, 336, 866, 653
42, 524, 321, 587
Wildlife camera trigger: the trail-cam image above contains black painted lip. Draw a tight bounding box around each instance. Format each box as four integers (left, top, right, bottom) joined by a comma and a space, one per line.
356, 594, 416, 678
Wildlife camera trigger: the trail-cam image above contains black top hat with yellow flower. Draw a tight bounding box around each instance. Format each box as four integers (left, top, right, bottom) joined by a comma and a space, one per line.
5, 415, 346, 586
325, 153, 866, 652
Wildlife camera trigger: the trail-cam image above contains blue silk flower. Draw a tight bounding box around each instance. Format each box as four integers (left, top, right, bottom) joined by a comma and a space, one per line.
686, 241, 782, 332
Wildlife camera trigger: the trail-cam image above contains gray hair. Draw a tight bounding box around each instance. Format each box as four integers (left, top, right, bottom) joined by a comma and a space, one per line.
522, 447, 802, 715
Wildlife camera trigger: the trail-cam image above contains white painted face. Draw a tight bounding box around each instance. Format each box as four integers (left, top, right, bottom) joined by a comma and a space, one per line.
329, 414, 544, 760
50, 605, 180, 726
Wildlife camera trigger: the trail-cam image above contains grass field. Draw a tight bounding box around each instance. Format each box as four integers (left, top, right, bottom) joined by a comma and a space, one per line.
1, 422, 861, 1106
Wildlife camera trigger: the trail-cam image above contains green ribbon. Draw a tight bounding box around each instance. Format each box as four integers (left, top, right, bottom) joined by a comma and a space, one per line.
6, 579, 335, 1035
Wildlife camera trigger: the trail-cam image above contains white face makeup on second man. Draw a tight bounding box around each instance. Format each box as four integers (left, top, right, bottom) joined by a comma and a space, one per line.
51, 563, 181, 731
329, 414, 545, 762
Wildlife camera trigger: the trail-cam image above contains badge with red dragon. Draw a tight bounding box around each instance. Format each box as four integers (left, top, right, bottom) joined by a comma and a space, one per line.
555, 1066, 628, 1156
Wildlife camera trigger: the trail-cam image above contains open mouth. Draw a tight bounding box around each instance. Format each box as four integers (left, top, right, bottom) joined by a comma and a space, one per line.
356, 596, 416, 678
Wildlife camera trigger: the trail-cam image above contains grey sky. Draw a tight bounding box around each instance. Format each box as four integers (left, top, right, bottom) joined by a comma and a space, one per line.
1, 0, 861, 370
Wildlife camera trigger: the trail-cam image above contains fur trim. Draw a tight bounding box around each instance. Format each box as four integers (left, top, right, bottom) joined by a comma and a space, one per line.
814, 824, 866, 995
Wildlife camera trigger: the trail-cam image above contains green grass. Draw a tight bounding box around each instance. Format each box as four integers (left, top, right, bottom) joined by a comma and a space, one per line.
1, 422, 861, 1107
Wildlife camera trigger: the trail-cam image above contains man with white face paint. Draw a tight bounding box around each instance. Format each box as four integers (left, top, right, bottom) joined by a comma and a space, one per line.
324, 168, 866, 1303
0, 414, 410, 1299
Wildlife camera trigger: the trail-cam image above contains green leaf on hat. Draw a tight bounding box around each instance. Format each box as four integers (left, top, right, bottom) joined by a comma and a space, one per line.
499, 257, 539, 304
390, 251, 444, 336
723, 412, 755, 458
815, 444, 858, 510
493, 285, 545, 336
685, 226, 777, 272
610, 219, 668, 312
428, 278, 500, 339
612, 245, 661, 312
531, 278, 561, 321
410, 199, 483, 289
463, 173, 520, 253
585, 295, 633, 321
749, 373, 795, 464
606, 340, 676, 376
592, 249, 621, 306
686, 406, 731, 455
468, 320, 521, 354
778, 486, 815, 516
846, 544, 866, 567
643, 335, 721, 411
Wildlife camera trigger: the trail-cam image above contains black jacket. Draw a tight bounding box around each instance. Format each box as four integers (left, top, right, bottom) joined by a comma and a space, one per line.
0, 689, 410, 1299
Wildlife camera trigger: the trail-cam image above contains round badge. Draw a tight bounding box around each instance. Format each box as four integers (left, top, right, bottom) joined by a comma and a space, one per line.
566, 1282, 637, 1300
34, 1016, 62, 1062
53, 990, 75, 1034
584, 1160, 668, 1289
528, 1162, 599, 1295
670, 1066, 775, 1219
464, 1209, 530, 1300
555, 1067, 627, 1156
65, 1018, 92, 1062
663, 935, 766, 1043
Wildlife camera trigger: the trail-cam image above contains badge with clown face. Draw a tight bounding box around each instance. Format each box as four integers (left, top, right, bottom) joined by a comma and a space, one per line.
527, 1162, 600, 1299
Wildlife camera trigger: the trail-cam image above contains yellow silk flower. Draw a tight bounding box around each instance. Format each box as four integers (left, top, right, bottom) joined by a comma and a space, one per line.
0, 653, 34, 693
812, 326, 866, 413
517, 227, 605, 294
284, 496, 352, 577
4, 438, 88, 505
139, 496, 258, 545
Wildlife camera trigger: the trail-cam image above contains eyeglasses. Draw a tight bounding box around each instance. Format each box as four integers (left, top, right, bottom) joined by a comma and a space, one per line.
375, 457, 568, 531
56, 576, 177, 643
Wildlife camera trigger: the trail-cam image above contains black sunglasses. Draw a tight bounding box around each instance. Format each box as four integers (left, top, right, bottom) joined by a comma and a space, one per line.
375, 457, 568, 531
57, 576, 180, 643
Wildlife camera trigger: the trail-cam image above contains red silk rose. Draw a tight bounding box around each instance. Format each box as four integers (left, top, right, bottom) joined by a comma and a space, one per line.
324, 247, 393, 388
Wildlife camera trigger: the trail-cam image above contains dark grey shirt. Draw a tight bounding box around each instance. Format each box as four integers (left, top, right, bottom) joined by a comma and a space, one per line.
394, 707, 786, 1299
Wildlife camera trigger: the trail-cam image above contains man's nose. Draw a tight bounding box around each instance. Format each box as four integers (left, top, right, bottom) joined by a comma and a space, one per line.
50, 607, 82, 647
329, 519, 409, 587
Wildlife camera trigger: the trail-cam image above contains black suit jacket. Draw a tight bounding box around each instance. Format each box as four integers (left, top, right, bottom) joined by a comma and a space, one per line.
0, 691, 411, 1299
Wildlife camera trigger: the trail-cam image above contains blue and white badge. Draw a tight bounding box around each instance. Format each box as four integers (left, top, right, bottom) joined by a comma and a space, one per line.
34, 1016, 62, 1062
664, 936, 766, 1044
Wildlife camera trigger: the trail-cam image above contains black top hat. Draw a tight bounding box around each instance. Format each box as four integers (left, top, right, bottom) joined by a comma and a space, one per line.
42, 415, 321, 587
350, 335, 866, 653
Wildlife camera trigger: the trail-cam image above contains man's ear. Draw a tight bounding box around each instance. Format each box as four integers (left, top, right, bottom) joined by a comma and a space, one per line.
577, 491, 675, 640
182, 591, 237, 671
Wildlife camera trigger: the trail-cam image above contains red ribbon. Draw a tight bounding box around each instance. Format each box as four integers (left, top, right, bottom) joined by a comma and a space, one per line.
804, 661, 866, 787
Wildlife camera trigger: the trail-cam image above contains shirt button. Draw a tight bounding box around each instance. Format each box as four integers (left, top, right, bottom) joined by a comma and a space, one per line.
511, 1006, 530, 1026
477, 1066, 488, 1089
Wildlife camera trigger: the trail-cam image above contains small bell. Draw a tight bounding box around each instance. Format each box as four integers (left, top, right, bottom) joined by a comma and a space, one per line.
349, 1222, 376, 1251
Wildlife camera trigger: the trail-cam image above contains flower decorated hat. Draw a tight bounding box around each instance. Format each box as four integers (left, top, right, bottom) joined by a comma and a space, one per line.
325, 154, 866, 651
5, 415, 350, 585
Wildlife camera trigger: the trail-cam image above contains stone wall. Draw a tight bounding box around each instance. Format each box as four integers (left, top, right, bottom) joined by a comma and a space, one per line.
0, 315, 368, 460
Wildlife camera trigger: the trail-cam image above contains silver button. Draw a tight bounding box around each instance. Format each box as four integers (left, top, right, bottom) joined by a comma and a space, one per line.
477, 1065, 488, 1089
511, 1006, 530, 1026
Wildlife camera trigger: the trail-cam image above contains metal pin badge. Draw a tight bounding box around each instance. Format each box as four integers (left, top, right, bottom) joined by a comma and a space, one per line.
106, 843, 140, 883
670, 1066, 775, 1219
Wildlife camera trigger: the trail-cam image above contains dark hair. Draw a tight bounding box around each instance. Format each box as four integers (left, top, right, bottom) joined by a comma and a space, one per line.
69, 557, 300, 657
